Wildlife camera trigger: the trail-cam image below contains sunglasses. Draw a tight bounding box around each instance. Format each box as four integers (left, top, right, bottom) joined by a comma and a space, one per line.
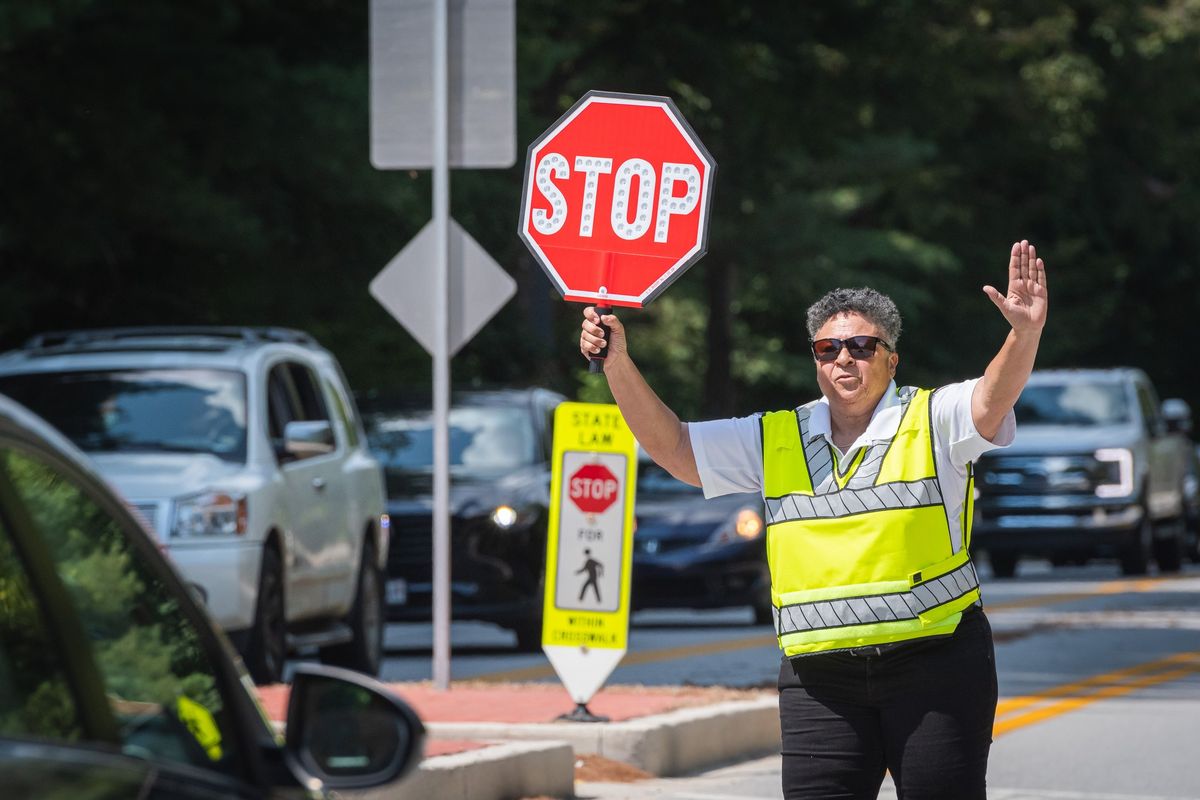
810, 335, 892, 362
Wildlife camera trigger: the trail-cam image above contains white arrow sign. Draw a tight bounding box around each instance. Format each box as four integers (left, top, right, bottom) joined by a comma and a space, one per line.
370, 218, 516, 357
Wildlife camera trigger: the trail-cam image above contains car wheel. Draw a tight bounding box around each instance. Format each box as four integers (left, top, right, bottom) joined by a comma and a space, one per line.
1119, 512, 1152, 576
752, 585, 774, 626
320, 539, 384, 676
246, 547, 286, 685
1152, 517, 1185, 574
989, 551, 1018, 579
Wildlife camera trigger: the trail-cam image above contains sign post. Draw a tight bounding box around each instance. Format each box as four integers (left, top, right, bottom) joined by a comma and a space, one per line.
517, 90, 717, 369
542, 402, 638, 719
369, 0, 516, 691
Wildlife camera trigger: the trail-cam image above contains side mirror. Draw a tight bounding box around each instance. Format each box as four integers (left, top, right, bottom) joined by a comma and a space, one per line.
284, 420, 335, 459
1161, 398, 1192, 436
284, 664, 424, 790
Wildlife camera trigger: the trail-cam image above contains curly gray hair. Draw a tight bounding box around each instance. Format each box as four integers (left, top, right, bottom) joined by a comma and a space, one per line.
805, 287, 902, 348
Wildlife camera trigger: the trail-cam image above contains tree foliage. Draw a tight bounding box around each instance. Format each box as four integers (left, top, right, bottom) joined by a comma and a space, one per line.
2, 1, 1199, 419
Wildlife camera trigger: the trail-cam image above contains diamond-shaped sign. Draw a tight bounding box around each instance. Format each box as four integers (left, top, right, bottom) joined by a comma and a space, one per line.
370, 218, 516, 356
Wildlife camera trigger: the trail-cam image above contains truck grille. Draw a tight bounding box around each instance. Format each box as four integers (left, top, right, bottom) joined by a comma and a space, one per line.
387, 515, 433, 581
976, 455, 1095, 496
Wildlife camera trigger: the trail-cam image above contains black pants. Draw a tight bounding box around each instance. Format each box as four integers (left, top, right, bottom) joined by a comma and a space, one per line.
778, 608, 998, 800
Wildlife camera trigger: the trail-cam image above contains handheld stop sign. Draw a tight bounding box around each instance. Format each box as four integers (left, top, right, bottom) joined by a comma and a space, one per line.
518, 90, 717, 370
542, 402, 638, 719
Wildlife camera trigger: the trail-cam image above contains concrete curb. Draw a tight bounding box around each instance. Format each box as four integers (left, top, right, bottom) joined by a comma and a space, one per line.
347, 740, 575, 800
428, 696, 780, 777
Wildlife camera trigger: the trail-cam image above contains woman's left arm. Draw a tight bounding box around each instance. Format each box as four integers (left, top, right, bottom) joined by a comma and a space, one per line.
973, 240, 1049, 441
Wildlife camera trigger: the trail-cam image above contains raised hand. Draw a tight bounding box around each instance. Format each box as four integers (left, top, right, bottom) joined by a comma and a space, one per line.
983, 240, 1048, 333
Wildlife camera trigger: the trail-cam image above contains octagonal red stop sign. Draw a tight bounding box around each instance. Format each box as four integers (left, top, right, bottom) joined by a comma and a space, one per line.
518, 91, 717, 308
568, 463, 621, 515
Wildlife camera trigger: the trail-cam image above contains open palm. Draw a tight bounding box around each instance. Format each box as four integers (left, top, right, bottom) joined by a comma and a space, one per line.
983, 240, 1048, 332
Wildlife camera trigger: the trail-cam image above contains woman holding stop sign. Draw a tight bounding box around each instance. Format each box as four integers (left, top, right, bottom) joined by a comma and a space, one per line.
580, 240, 1048, 799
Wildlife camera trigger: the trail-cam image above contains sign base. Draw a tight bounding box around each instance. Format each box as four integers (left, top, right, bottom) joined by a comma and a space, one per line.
543, 645, 626, 705
556, 703, 610, 723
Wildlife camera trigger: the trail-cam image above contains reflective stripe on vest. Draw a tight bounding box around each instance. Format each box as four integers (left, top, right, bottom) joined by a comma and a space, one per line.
762, 386, 980, 656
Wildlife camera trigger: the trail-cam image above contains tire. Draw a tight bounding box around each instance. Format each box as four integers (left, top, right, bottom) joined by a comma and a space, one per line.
752, 585, 774, 626
512, 614, 544, 652
1119, 512, 1153, 576
989, 551, 1018, 579
320, 539, 385, 676
1152, 517, 1185, 573
245, 547, 287, 685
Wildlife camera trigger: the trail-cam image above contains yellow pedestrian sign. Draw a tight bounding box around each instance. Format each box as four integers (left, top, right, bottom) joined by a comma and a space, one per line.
542, 402, 637, 709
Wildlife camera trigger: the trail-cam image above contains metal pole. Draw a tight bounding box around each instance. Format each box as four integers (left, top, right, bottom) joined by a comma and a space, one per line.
431, 0, 452, 691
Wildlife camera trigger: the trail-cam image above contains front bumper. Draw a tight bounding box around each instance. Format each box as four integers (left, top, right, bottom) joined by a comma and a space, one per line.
165, 540, 262, 631
384, 512, 545, 626
972, 497, 1144, 556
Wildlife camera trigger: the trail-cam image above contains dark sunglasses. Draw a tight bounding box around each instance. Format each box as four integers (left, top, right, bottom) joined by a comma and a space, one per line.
810, 335, 892, 362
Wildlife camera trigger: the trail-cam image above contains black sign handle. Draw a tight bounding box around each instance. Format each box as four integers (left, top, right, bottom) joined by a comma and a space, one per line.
588, 305, 612, 373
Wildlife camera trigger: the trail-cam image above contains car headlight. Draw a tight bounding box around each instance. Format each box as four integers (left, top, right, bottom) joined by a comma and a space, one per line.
491, 504, 519, 529
707, 507, 765, 547
1094, 448, 1134, 498
173, 492, 248, 538
490, 504, 537, 531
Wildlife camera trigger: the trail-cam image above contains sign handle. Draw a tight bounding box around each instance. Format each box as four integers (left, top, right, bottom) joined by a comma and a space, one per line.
588, 252, 615, 373
588, 305, 612, 374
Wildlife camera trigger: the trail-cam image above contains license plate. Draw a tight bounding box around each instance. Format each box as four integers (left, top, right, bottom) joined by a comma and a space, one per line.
996, 515, 1077, 528
386, 578, 408, 605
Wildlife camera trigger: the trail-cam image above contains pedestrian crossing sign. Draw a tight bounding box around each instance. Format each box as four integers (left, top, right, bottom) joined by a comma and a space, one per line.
542, 402, 638, 703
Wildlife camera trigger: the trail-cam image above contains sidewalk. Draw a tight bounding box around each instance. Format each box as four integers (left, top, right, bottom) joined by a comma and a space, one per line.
258, 681, 780, 800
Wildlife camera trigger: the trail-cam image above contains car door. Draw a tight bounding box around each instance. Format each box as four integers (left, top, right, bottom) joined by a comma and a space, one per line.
266, 359, 348, 615
0, 439, 269, 799
1136, 379, 1182, 519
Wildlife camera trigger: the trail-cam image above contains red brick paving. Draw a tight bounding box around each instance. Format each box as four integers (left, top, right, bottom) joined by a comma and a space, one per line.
257, 682, 698, 724
256, 681, 766, 759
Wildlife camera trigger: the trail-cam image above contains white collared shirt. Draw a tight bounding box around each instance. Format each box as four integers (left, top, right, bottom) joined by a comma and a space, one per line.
687, 379, 1015, 548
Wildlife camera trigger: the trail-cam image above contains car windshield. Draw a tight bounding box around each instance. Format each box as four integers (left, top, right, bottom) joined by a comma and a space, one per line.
0, 369, 248, 462
637, 459, 702, 495
1015, 382, 1131, 427
366, 406, 537, 476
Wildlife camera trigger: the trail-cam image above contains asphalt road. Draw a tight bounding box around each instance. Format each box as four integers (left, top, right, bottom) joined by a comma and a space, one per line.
373, 559, 1200, 798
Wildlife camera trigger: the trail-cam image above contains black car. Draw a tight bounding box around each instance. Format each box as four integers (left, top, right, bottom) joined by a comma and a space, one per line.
632, 455, 772, 624
362, 388, 565, 649
0, 393, 423, 798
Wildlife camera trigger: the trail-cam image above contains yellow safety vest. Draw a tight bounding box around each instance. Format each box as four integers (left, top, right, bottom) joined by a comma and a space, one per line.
762, 386, 980, 657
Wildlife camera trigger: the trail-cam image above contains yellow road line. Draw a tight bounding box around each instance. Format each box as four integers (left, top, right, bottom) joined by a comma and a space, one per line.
986, 574, 1170, 612
994, 651, 1200, 737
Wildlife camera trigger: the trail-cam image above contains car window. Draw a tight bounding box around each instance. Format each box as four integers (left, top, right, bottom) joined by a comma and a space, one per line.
1014, 383, 1131, 427
637, 459, 703, 495
0, 448, 243, 779
0, 369, 248, 463
266, 363, 298, 445
287, 364, 330, 423
0, 514, 84, 742
1136, 382, 1161, 436
325, 377, 359, 449
366, 405, 537, 476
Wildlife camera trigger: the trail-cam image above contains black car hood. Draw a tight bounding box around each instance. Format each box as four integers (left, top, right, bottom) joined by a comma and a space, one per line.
385, 464, 550, 518
636, 491, 759, 538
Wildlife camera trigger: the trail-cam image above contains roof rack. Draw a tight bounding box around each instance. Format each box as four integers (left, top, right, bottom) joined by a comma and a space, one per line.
22, 326, 320, 351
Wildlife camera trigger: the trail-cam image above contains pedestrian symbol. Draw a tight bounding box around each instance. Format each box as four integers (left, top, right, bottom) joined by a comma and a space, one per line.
577, 549, 604, 604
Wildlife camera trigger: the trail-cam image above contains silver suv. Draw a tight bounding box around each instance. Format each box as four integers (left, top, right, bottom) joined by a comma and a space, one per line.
0, 327, 387, 684
973, 368, 1192, 577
